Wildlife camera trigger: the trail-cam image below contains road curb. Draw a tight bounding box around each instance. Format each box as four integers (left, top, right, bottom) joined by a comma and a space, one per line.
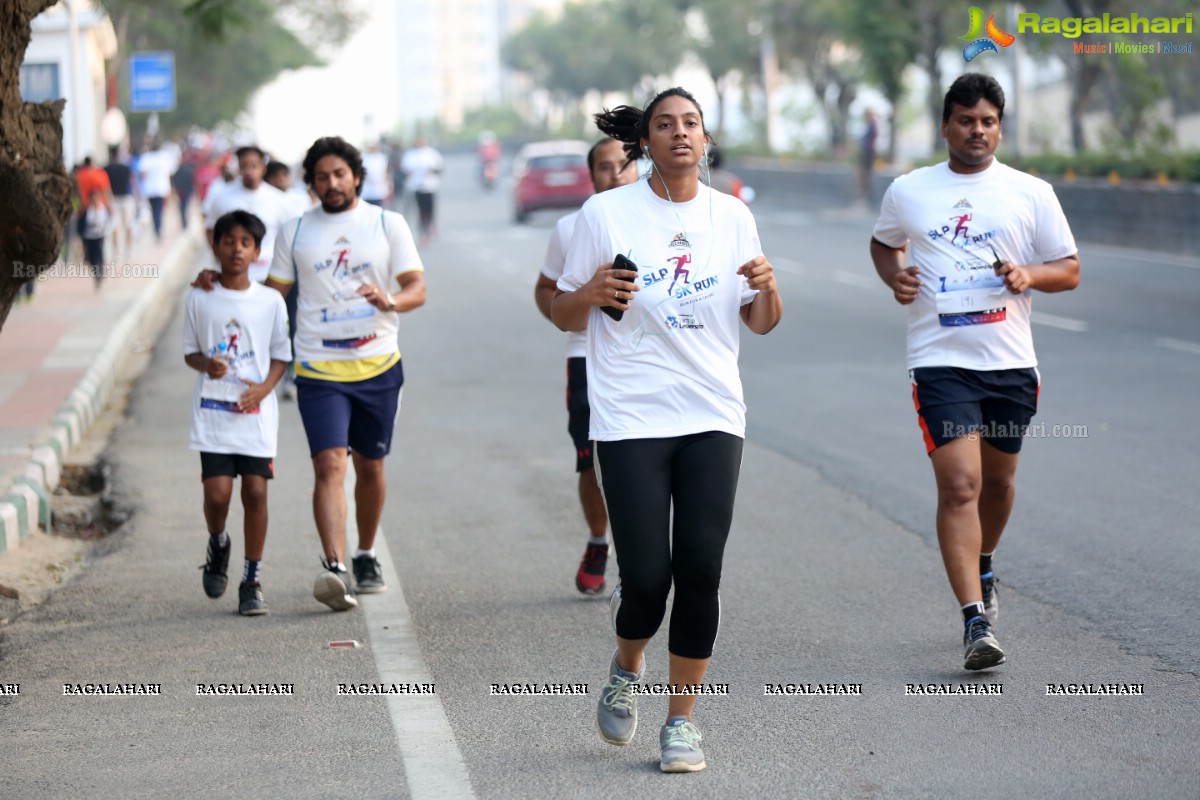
0, 229, 201, 555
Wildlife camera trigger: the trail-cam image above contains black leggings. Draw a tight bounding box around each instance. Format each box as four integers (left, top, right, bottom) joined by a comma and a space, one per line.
596, 432, 743, 659
414, 191, 435, 235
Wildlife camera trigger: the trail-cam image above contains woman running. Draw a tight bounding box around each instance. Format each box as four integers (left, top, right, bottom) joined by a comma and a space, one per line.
551, 87, 783, 773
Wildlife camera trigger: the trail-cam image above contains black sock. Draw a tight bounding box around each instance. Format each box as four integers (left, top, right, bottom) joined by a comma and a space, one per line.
961, 602, 986, 625
980, 552, 993, 575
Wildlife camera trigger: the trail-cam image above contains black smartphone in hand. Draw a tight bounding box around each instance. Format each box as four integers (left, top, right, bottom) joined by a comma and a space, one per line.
601, 254, 639, 321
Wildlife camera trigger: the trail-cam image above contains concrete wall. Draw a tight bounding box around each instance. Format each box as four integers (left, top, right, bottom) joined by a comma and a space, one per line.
734, 159, 1200, 256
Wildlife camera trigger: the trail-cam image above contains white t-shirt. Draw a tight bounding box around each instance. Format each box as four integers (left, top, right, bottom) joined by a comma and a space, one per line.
872, 159, 1077, 371
183, 283, 292, 457
401, 147, 443, 193
361, 152, 390, 201
559, 180, 761, 441
541, 210, 587, 359
269, 201, 423, 370
205, 182, 296, 283
138, 149, 175, 198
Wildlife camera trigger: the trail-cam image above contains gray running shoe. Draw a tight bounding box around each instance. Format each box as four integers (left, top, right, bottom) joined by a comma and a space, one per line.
238, 581, 269, 616
353, 554, 387, 594
201, 538, 231, 598
660, 718, 706, 773
963, 615, 1006, 671
981, 572, 999, 624
314, 560, 358, 611
597, 650, 642, 746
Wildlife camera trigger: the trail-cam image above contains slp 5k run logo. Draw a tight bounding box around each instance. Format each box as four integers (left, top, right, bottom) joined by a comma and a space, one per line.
961, 6, 1016, 61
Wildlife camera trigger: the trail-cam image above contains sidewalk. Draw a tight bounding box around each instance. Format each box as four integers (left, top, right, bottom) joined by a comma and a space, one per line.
0, 207, 200, 554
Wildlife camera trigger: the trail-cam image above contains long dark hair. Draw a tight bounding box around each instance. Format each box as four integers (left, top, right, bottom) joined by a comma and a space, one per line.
594, 87, 709, 167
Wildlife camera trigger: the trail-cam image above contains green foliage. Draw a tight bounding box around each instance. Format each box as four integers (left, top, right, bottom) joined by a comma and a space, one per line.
1003, 151, 1200, 182
107, 0, 357, 137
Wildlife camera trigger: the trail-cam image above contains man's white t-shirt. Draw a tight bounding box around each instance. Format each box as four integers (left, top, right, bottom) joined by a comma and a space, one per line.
872, 159, 1077, 371
205, 182, 295, 283
183, 283, 292, 457
401, 147, 443, 193
269, 201, 423, 379
541, 210, 587, 359
138, 149, 175, 198
559, 180, 760, 441
361, 151, 390, 201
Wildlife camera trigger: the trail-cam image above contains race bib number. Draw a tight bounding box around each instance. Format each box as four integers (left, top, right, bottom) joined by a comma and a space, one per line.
320, 301, 377, 340
936, 287, 1008, 327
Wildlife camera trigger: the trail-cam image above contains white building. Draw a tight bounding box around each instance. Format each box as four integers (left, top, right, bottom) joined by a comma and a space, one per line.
21, 1, 117, 166
394, 0, 563, 136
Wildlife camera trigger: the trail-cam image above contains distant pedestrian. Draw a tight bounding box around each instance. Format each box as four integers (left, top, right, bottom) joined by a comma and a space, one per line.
400, 136, 443, 245
172, 155, 197, 228
860, 109, 879, 199
138, 139, 175, 240
104, 146, 137, 258
81, 189, 111, 287
361, 141, 391, 207
185, 210, 292, 616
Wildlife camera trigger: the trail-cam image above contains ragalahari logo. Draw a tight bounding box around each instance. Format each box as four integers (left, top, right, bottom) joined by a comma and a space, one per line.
962, 7, 1016, 61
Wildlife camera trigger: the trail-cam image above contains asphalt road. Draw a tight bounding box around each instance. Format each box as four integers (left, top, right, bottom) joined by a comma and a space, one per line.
1, 154, 1197, 799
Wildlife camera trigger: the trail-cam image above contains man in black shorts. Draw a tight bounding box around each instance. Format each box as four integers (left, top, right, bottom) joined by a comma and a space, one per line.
870, 73, 1080, 670
534, 137, 637, 594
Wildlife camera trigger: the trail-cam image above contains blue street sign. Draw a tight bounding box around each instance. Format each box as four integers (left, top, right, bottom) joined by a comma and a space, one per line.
129, 51, 175, 113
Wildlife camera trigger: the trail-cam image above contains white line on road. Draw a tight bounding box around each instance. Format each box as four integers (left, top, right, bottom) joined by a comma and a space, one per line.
348, 473, 476, 800
772, 256, 804, 275
1085, 243, 1200, 271
1155, 337, 1200, 356
1031, 312, 1089, 333
833, 270, 876, 289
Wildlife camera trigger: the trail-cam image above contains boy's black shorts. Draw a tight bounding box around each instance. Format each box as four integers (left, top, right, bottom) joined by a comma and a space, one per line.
200, 452, 275, 480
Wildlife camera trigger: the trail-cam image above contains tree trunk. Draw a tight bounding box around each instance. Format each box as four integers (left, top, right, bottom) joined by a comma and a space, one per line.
0, 0, 72, 333
1070, 60, 1103, 153
886, 93, 899, 164
924, 18, 943, 154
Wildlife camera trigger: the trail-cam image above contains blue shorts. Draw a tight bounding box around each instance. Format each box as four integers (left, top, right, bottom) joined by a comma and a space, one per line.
910, 366, 1039, 455
296, 361, 404, 459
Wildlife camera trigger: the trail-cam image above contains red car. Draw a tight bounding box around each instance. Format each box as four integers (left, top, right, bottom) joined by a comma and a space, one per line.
512, 140, 593, 223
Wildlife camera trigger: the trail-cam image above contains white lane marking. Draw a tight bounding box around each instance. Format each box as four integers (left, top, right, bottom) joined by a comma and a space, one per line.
1084, 244, 1200, 271
347, 473, 476, 800
1031, 312, 1089, 333
833, 270, 876, 289
1156, 337, 1200, 356
772, 257, 804, 275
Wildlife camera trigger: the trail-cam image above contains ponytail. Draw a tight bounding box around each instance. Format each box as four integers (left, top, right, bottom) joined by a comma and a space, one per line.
594, 105, 645, 166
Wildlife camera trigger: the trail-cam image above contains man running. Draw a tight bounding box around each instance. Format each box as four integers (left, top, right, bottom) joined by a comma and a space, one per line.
206, 146, 294, 284
265, 137, 425, 610
534, 137, 638, 595
869, 73, 1080, 671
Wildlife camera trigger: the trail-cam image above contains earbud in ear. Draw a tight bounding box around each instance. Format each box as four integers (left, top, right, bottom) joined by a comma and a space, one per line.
643, 145, 650, 154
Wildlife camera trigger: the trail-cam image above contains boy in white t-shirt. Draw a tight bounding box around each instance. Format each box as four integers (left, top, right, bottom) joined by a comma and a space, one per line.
184, 210, 292, 616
